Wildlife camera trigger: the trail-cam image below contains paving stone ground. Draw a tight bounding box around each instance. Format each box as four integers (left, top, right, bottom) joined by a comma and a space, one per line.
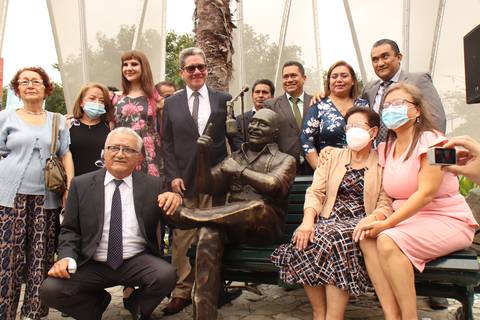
17, 283, 480, 319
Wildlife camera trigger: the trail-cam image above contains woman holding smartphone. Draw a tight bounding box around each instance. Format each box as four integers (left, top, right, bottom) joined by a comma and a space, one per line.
354, 83, 477, 319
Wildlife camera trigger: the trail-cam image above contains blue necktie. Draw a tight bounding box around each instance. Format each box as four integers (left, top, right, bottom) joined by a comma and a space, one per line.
107, 179, 123, 270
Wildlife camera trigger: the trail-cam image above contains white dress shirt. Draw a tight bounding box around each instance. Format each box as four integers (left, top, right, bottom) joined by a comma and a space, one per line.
373, 68, 402, 112
93, 171, 146, 262
186, 84, 211, 135
286, 91, 306, 117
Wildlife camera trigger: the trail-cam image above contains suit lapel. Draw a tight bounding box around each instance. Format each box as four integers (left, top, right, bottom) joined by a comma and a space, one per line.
92, 169, 107, 236
132, 172, 148, 238
303, 94, 312, 122
179, 90, 199, 136
281, 94, 298, 129
204, 86, 216, 134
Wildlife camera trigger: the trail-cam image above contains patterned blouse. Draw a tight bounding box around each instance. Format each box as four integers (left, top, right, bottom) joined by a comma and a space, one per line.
300, 97, 369, 154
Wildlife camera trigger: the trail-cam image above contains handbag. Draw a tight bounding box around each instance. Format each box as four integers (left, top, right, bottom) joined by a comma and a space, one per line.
44, 113, 68, 195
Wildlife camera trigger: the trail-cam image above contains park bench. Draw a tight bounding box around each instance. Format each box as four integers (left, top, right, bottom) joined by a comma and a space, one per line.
190, 175, 480, 319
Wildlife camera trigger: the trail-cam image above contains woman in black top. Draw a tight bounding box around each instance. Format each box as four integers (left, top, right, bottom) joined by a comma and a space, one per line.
70, 83, 114, 176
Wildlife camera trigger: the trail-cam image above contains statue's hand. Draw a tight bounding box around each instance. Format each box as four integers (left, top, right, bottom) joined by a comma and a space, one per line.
221, 157, 243, 176
197, 134, 213, 150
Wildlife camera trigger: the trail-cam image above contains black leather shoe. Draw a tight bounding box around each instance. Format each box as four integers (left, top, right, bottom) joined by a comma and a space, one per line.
428, 296, 449, 310
123, 292, 150, 320
218, 288, 242, 307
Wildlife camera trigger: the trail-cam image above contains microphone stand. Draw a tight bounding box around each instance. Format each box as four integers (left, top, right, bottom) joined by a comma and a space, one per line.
240, 91, 247, 142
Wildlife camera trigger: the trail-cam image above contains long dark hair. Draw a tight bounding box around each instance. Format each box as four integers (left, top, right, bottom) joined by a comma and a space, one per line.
383, 82, 439, 161
121, 50, 154, 99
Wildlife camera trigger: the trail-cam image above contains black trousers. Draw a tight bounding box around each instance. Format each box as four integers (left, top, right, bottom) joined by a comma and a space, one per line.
40, 253, 176, 320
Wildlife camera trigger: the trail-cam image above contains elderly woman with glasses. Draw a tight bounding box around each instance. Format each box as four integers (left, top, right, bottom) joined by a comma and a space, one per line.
272, 107, 392, 320
0, 66, 74, 320
355, 83, 477, 319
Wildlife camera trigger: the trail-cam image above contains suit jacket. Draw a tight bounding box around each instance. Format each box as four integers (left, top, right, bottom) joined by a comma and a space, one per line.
58, 169, 165, 267
305, 148, 393, 219
264, 93, 312, 160
233, 109, 255, 144
161, 86, 232, 198
362, 70, 446, 133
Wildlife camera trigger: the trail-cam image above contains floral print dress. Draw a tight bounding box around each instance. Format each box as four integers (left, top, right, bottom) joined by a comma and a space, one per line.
300, 97, 369, 154
114, 91, 162, 176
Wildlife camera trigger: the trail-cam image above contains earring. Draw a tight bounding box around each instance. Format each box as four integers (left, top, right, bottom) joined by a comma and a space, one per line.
416, 117, 420, 124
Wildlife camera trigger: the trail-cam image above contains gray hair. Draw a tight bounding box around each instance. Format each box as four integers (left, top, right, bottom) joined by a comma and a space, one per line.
105, 127, 143, 151
179, 47, 206, 68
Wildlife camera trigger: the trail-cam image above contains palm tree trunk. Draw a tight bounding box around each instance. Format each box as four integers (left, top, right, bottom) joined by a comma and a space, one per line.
194, 0, 235, 92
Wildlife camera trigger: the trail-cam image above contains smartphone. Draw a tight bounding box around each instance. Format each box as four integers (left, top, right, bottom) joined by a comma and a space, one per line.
427, 147, 457, 166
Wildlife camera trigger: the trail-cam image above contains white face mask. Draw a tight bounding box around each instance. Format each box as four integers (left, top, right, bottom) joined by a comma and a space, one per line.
346, 127, 372, 151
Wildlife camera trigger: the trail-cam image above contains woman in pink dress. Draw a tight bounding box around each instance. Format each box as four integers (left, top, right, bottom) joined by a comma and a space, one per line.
354, 82, 478, 319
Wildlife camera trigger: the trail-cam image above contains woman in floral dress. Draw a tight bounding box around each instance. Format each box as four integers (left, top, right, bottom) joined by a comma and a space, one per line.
272, 107, 392, 320
300, 61, 369, 170
115, 50, 162, 177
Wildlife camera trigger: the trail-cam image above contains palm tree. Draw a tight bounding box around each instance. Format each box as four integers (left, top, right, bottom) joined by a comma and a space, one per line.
194, 0, 235, 91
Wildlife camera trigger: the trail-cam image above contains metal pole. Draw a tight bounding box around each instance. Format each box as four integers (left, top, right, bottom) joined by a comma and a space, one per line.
236, 0, 245, 91
78, 0, 89, 82
312, 0, 323, 90
274, 0, 292, 89
0, 0, 9, 55
159, 0, 167, 79
132, 0, 148, 50
46, 0, 73, 112
429, 0, 446, 78
343, 0, 367, 82
402, 0, 410, 72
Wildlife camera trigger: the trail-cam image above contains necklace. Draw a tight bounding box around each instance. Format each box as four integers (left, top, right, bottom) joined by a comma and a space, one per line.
23, 108, 45, 115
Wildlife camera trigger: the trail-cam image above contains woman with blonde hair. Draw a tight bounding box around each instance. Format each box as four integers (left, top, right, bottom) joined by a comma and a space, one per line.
70, 83, 114, 176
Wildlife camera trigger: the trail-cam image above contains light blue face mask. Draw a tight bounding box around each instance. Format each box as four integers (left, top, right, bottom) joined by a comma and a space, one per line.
381, 104, 411, 129
83, 102, 106, 119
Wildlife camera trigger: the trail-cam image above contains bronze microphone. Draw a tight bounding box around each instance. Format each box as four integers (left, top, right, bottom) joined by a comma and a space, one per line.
226, 86, 249, 137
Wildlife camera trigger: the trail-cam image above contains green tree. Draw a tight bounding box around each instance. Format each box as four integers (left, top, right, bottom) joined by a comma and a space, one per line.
444, 91, 480, 141
165, 31, 195, 89
46, 82, 67, 114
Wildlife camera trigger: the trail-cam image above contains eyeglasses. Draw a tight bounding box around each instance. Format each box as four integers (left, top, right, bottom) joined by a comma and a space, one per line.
18, 79, 44, 87
105, 145, 139, 155
345, 122, 370, 131
382, 98, 416, 109
182, 64, 207, 74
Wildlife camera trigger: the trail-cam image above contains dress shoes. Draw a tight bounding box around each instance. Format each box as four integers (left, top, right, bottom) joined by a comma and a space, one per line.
428, 296, 449, 310
123, 291, 150, 320
162, 297, 192, 315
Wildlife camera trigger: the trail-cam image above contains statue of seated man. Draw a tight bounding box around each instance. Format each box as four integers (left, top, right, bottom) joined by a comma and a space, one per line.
165, 108, 296, 319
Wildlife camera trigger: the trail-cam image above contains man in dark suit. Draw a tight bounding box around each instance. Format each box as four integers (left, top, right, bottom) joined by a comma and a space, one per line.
235, 79, 275, 141
264, 61, 312, 174
362, 38, 446, 142
39, 127, 181, 320
161, 47, 233, 315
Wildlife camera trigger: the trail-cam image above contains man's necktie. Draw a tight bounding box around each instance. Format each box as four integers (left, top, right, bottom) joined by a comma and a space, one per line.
107, 179, 123, 270
376, 80, 394, 143
289, 96, 302, 129
192, 91, 200, 129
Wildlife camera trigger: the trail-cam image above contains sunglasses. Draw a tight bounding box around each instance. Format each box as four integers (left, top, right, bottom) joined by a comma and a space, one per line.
182, 64, 207, 74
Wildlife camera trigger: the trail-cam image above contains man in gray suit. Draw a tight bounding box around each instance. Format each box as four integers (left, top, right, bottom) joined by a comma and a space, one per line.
264, 61, 313, 174
40, 128, 180, 320
362, 39, 446, 141
235, 79, 275, 141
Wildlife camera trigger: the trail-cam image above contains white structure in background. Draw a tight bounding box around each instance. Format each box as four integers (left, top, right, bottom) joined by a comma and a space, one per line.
0, 0, 479, 137
46, 0, 167, 108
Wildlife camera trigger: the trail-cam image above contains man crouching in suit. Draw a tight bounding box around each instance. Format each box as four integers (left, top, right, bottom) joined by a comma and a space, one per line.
40, 127, 181, 320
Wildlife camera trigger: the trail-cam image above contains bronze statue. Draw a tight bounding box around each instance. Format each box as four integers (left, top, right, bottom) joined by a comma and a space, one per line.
165, 108, 296, 319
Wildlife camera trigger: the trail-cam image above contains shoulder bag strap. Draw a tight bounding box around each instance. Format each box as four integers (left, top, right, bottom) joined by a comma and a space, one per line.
50, 113, 60, 156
